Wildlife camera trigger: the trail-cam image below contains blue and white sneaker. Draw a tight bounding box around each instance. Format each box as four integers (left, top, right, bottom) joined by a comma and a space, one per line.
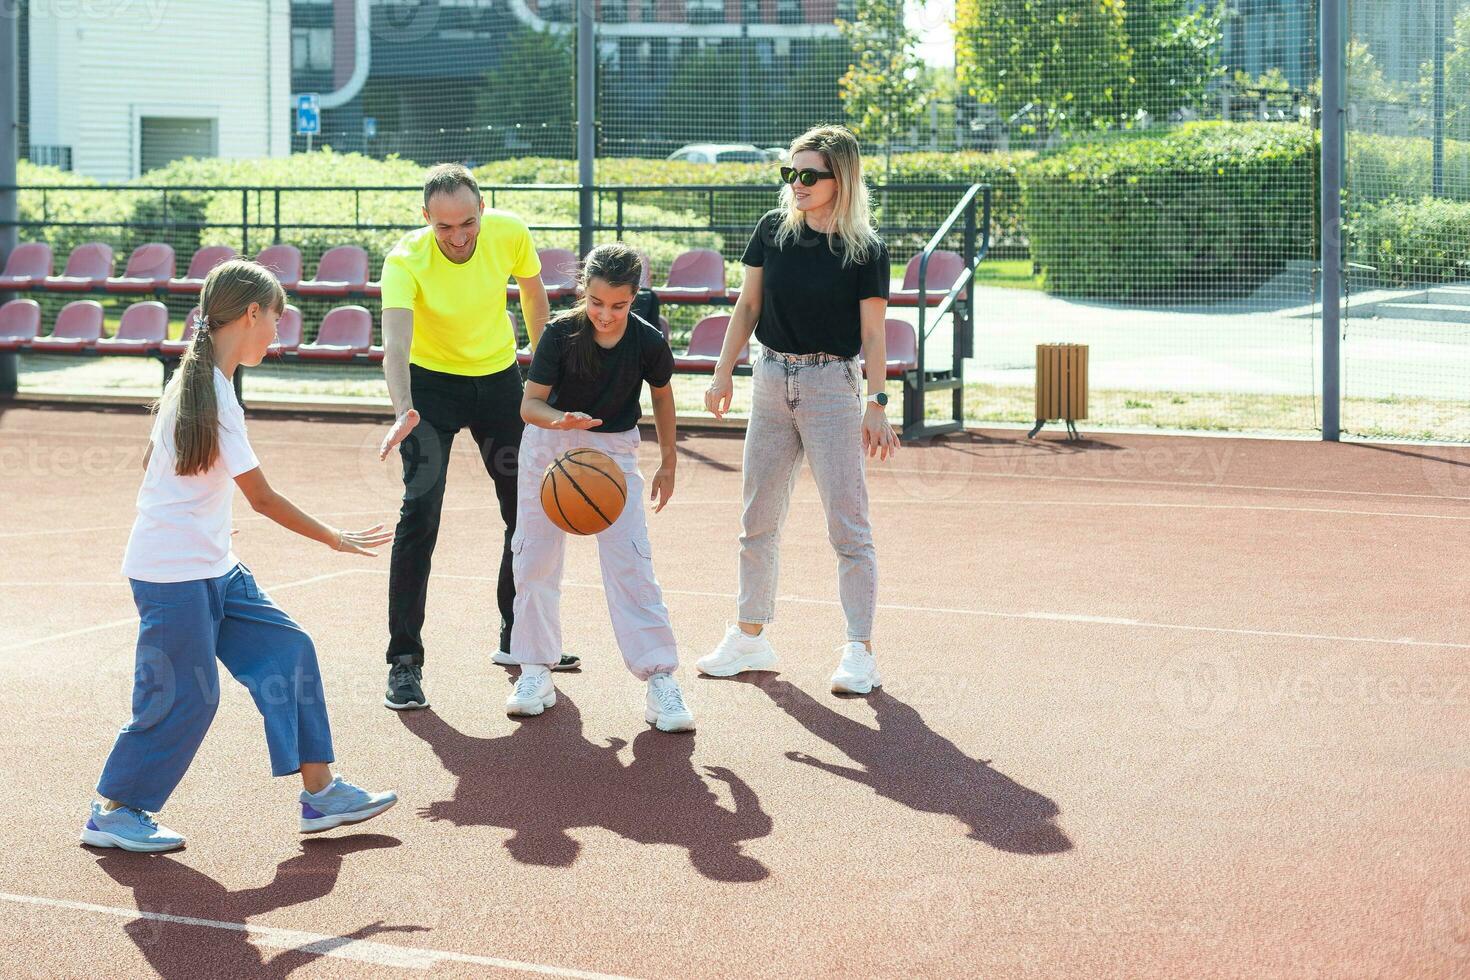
299, 777, 398, 834
80, 801, 185, 853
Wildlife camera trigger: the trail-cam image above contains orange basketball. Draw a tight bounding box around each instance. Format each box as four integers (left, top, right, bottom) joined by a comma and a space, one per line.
540, 448, 628, 535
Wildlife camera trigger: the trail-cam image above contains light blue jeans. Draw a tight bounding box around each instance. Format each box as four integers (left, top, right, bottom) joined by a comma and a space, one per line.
737, 349, 877, 642
96, 564, 335, 812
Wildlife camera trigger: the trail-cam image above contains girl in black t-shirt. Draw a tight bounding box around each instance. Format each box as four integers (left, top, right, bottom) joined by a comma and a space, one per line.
700, 124, 900, 696
506, 243, 693, 732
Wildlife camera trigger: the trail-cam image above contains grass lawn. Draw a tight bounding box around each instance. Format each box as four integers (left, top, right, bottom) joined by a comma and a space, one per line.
889, 258, 1042, 292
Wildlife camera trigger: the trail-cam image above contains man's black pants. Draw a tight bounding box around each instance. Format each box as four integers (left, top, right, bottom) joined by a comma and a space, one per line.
386, 362, 524, 665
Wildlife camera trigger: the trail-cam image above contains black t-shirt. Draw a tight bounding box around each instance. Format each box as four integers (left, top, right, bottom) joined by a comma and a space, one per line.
528, 311, 674, 433
740, 208, 890, 358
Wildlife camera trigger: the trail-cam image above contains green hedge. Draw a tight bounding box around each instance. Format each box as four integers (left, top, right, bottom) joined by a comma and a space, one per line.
1349, 196, 1470, 286
1020, 122, 1318, 300
1347, 133, 1470, 212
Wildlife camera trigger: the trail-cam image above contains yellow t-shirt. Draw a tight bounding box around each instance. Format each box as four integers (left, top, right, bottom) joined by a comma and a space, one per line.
379, 213, 542, 376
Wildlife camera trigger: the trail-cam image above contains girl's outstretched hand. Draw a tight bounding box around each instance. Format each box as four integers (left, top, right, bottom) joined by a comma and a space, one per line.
549, 412, 602, 430
333, 523, 394, 557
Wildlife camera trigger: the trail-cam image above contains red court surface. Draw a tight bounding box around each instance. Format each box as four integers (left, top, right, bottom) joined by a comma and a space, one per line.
1, 401, 1468, 978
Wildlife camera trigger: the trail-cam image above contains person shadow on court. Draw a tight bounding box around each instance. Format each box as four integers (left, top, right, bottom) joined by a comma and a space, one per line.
400, 693, 771, 882
93, 835, 423, 978
725, 675, 1072, 855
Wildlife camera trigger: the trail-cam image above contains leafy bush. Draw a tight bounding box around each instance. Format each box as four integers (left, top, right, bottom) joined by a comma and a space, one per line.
1349, 196, 1470, 286
1347, 132, 1470, 212
1020, 122, 1317, 299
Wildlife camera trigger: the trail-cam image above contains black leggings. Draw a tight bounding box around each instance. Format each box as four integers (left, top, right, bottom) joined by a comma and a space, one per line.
386, 363, 523, 665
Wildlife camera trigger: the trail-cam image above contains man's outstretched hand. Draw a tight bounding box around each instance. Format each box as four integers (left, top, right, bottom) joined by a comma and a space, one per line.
379, 409, 421, 461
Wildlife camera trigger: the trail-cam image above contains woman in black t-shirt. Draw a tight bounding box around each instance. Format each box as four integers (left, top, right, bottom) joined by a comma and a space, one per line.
700, 124, 900, 696
507, 243, 694, 732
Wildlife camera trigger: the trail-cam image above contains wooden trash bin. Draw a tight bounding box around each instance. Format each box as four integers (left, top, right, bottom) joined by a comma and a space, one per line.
1030, 343, 1088, 440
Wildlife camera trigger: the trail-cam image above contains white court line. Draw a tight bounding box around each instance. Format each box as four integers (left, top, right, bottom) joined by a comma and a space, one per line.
0, 892, 638, 978
380, 571, 1470, 652
7, 425, 1470, 504
0, 571, 357, 653
4, 492, 1467, 543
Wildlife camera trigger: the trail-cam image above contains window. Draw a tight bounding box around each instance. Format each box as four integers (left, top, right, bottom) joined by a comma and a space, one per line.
291, 27, 333, 72
687, 0, 724, 24
601, 0, 628, 21
140, 118, 218, 175
776, 0, 801, 24
29, 146, 73, 171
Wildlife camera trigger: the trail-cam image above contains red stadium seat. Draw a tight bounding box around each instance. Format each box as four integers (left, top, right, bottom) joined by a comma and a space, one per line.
0, 243, 53, 289
658, 315, 671, 342
0, 299, 41, 350
160, 307, 200, 357
96, 301, 168, 354
363, 280, 382, 299
106, 243, 175, 293
45, 243, 114, 292
636, 249, 653, 288
857, 319, 919, 379
30, 300, 104, 352
267, 305, 303, 353
168, 246, 237, 294
297, 306, 372, 361
297, 246, 370, 297
656, 249, 726, 303
537, 248, 579, 301
674, 314, 746, 372
255, 244, 303, 290
890, 250, 966, 307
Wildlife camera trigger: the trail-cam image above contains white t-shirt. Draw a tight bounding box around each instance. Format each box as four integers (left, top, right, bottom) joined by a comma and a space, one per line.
121, 369, 261, 583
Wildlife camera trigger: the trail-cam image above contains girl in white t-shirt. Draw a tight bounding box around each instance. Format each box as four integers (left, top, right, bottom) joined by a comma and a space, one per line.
82, 259, 399, 853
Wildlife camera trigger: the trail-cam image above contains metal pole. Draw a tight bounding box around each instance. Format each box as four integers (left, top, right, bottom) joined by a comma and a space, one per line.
576, 0, 595, 257
0, 2, 19, 397
1320, 0, 1344, 441
1434, 0, 1446, 197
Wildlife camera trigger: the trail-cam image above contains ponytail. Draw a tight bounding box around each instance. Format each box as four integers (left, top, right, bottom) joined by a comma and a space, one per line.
154, 258, 285, 476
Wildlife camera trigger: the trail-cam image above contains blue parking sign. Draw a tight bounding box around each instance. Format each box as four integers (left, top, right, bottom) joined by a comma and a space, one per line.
296, 94, 320, 136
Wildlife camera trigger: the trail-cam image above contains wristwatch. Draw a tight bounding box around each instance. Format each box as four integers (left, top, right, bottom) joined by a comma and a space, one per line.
866, 392, 889, 408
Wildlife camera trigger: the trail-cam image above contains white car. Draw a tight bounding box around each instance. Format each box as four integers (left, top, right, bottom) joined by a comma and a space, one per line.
667, 143, 773, 164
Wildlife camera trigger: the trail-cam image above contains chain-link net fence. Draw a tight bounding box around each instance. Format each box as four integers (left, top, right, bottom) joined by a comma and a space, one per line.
11, 1, 1470, 440
1343, 0, 1470, 442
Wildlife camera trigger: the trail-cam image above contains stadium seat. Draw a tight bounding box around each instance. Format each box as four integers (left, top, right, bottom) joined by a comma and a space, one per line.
537, 248, 579, 301
296, 246, 370, 297
96, 301, 168, 354
658, 315, 671, 342
168, 246, 237, 294
890, 250, 966, 307
363, 279, 382, 299
297, 305, 372, 361
105, 243, 176, 293
255, 244, 303, 290
0, 243, 53, 289
656, 249, 726, 303
674, 313, 746, 372
30, 300, 104, 352
267, 305, 303, 354
636, 250, 653, 288
45, 243, 114, 292
857, 319, 919, 379
0, 299, 41, 350
159, 307, 200, 357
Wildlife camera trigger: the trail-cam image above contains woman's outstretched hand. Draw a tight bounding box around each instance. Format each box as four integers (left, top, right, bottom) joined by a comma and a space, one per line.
333, 523, 394, 556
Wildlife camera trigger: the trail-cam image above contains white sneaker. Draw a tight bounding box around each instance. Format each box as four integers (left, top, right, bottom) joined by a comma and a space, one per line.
646, 673, 695, 732
830, 642, 882, 695
695, 624, 778, 677
492, 650, 582, 671
506, 665, 556, 716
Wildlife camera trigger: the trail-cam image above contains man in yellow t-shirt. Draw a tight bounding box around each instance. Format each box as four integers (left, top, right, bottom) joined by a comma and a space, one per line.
375, 163, 576, 710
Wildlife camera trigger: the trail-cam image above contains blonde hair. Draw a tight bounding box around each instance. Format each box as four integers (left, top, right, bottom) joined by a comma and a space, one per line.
158, 258, 285, 477
775, 124, 881, 267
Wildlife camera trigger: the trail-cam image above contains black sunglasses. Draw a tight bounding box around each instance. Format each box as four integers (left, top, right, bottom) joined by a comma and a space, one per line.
780, 166, 836, 187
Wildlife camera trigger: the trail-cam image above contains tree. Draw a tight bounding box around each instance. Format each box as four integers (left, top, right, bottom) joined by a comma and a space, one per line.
1419, 9, 1470, 140
476, 26, 576, 158
1121, 0, 1224, 120
955, 0, 1132, 138
837, 0, 929, 150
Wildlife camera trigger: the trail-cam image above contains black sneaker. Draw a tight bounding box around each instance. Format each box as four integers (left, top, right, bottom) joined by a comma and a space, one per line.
490, 650, 582, 671
384, 663, 428, 710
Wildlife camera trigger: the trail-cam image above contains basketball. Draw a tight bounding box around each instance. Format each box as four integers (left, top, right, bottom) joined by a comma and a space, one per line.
540, 448, 628, 535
